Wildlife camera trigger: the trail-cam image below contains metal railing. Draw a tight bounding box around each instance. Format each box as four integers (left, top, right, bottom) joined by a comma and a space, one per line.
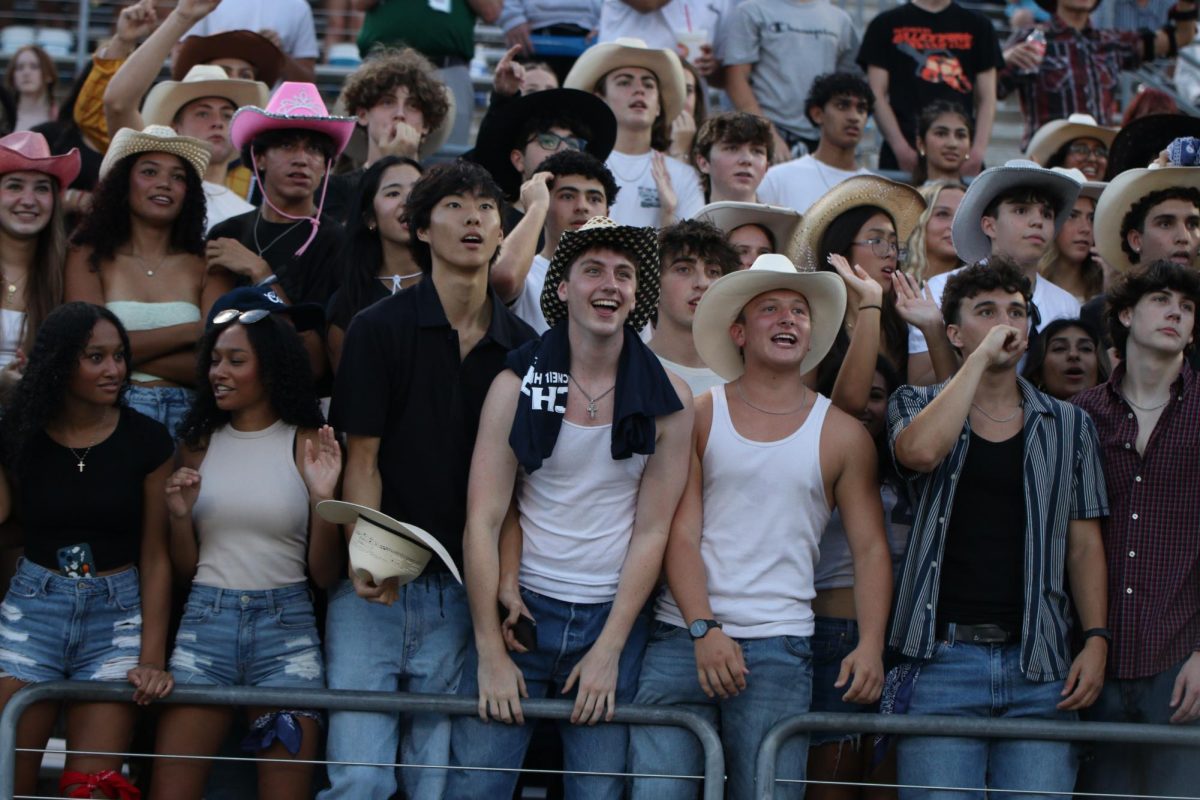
754, 711, 1200, 800
0, 680, 724, 800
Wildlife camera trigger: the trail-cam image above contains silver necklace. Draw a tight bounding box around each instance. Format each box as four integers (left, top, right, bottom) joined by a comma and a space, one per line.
607, 153, 652, 185
971, 402, 1022, 423
1124, 394, 1170, 412
253, 211, 305, 257
569, 374, 616, 420
128, 251, 168, 277
67, 444, 93, 473
735, 379, 809, 415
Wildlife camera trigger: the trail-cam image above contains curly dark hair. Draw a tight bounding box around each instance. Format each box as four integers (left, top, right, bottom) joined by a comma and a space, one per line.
403, 161, 504, 274
70, 152, 206, 270
941, 257, 1034, 327
339, 47, 451, 135
1105, 259, 1200, 359
177, 314, 324, 448
0, 303, 131, 475
912, 101, 973, 185
1022, 317, 1110, 391
658, 219, 740, 277
805, 72, 874, 126
1119, 186, 1200, 265
536, 149, 619, 207
691, 111, 774, 197
242, 128, 339, 178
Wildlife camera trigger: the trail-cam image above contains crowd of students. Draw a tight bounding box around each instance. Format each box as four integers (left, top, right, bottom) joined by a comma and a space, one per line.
0, 0, 1198, 798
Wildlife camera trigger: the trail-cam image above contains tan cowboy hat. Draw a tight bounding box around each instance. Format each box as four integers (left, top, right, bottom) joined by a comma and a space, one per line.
316, 500, 461, 585
173, 30, 286, 86
99, 125, 211, 180
141, 64, 270, 128
1094, 166, 1200, 272
795, 176, 926, 272
1024, 113, 1117, 167
693, 253, 847, 380
695, 201, 804, 263
417, 83, 456, 160
1050, 167, 1106, 201
564, 37, 687, 123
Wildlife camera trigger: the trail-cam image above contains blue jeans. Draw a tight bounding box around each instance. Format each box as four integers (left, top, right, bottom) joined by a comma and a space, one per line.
1076, 656, 1200, 798
628, 622, 814, 800
448, 587, 649, 800
810, 616, 870, 747
124, 385, 193, 438
319, 573, 470, 800
896, 634, 1077, 800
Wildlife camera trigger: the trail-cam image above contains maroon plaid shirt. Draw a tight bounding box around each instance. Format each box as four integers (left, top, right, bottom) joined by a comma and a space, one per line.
1072, 363, 1200, 679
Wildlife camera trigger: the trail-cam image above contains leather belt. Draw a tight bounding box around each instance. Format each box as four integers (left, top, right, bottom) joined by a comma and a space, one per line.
937, 622, 1018, 644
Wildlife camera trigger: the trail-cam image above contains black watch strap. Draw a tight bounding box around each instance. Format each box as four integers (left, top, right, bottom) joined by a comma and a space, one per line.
688, 619, 722, 640
1083, 627, 1112, 643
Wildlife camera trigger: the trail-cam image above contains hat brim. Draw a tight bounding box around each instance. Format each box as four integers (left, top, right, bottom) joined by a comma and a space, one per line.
1106, 114, 1200, 178
1095, 167, 1200, 273
1034, 0, 1099, 12
315, 500, 461, 584
468, 89, 617, 198
796, 176, 926, 272
951, 165, 1081, 265
540, 223, 660, 331
99, 127, 212, 181
173, 30, 286, 87
142, 77, 271, 128
418, 85, 457, 160
695, 202, 804, 263
564, 41, 686, 124
693, 269, 847, 380
230, 106, 357, 157
0, 146, 80, 188
1024, 119, 1117, 166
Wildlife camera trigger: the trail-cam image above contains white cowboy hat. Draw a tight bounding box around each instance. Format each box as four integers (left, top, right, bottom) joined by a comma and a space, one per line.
1050, 167, 1106, 201
795, 176, 926, 272
316, 500, 461, 585
951, 159, 1081, 265
564, 37, 687, 124
693, 253, 847, 380
99, 124, 211, 180
1024, 113, 1118, 167
695, 201, 804, 264
141, 64, 270, 128
1093, 166, 1200, 273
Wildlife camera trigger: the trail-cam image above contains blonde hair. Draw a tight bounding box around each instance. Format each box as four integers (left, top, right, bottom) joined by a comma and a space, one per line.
906, 180, 965, 281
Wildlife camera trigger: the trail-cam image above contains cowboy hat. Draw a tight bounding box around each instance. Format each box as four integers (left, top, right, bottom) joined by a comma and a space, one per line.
564, 37, 687, 123
416, 83, 457, 160
1034, 0, 1099, 12
951, 159, 1081, 265
173, 29, 286, 87
0, 131, 80, 187
316, 500, 461, 585
230, 82, 356, 157
693, 253, 847, 380
99, 125, 211, 181
695, 201, 804, 263
1024, 113, 1117, 167
1106, 113, 1200, 178
1094, 166, 1200, 272
1050, 167, 1106, 201
540, 216, 660, 331
467, 89, 617, 198
795, 176, 926, 272
142, 64, 270, 128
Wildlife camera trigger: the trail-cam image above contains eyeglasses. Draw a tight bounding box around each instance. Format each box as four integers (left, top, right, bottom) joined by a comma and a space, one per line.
529, 132, 588, 153
212, 308, 271, 326
852, 237, 906, 260
1068, 143, 1109, 159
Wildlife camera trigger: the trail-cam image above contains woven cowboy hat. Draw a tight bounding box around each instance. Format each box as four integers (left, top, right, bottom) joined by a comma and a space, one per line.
695, 201, 804, 263
1024, 113, 1117, 166
467, 89, 617, 198
540, 216, 660, 330
99, 125, 211, 180
1106, 113, 1200, 178
230, 82, 356, 157
1094, 166, 1200, 272
951, 159, 1081, 265
693, 253, 847, 380
173, 29, 286, 87
795, 176, 926, 272
316, 500, 461, 585
142, 64, 270, 128
564, 37, 687, 123
0, 131, 80, 187
1050, 167, 1106, 201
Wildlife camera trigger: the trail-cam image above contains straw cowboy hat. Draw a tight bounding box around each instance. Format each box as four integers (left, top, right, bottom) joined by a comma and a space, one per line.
316, 500, 461, 585
1024, 113, 1117, 166
99, 125, 211, 180
141, 64, 270, 128
693, 253, 847, 380
230, 82, 356, 157
564, 37, 687, 123
1106, 113, 1200, 178
1050, 167, 1106, 201
0, 131, 80, 187
695, 201, 804, 263
540, 216, 661, 331
173, 29, 286, 86
1094, 166, 1200, 272
795, 176, 926, 272
951, 159, 1081, 265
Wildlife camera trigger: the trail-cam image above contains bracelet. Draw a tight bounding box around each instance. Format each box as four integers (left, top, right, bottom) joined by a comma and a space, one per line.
1082, 627, 1112, 643
858, 304, 883, 312
1141, 27, 1158, 58
1166, 23, 1180, 57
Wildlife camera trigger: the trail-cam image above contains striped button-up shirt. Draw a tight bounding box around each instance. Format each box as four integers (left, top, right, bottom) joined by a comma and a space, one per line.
887, 377, 1109, 682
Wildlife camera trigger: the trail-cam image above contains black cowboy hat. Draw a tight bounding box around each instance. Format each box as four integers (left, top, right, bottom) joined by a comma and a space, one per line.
1106, 113, 1200, 178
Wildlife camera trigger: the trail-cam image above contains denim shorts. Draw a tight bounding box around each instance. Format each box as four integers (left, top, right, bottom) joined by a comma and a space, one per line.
0, 558, 142, 684
809, 616, 872, 747
169, 582, 324, 689
124, 384, 194, 438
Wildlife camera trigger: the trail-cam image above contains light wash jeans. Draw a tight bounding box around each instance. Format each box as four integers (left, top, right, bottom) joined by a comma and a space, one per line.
123, 384, 193, 438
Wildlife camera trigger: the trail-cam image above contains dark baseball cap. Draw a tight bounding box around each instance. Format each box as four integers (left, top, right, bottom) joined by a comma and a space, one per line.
205, 286, 324, 333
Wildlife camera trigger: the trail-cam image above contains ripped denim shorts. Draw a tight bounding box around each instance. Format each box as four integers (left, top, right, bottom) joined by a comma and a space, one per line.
169, 582, 324, 689
0, 558, 142, 684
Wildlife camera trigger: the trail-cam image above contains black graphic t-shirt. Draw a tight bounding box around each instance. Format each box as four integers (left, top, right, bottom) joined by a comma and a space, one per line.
858, 2, 1003, 168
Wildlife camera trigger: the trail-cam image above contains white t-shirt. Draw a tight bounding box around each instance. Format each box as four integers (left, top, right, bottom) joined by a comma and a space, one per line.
185, 0, 319, 61
606, 150, 705, 228
511, 254, 550, 334
656, 354, 724, 396
757, 155, 872, 214
204, 181, 255, 234
598, 0, 737, 57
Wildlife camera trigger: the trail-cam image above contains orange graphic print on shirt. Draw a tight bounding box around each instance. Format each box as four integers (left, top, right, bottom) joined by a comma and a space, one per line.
893, 26, 974, 94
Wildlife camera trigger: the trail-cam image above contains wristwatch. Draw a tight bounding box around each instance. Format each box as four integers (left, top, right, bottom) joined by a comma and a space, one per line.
688, 619, 722, 640
1083, 627, 1112, 643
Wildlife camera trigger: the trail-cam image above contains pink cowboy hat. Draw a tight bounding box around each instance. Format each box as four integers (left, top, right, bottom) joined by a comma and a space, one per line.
230, 81, 355, 156
0, 131, 81, 188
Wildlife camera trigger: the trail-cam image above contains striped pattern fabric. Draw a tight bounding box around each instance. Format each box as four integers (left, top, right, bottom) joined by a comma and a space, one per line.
887, 377, 1109, 682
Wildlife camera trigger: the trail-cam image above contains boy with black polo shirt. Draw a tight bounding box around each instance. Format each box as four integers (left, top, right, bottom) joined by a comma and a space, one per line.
324, 162, 537, 800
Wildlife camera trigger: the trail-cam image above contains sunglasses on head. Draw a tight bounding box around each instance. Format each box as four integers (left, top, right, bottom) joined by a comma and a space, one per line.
212, 308, 272, 326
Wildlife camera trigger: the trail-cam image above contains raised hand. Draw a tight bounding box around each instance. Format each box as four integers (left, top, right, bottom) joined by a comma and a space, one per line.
165, 467, 202, 520
651, 151, 678, 220
302, 425, 342, 502
174, 0, 222, 24
892, 270, 944, 331
492, 45, 526, 97
115, 0, 158, 45
828, 253, 884, 306
519, 171, 553, 214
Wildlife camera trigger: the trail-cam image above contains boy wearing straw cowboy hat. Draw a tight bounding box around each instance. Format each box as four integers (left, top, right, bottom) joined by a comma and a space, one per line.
450, 216, 693, 798
628, 254, 891, 800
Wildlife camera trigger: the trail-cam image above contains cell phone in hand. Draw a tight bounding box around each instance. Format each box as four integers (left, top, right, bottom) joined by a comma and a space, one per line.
498, 601, 537, 651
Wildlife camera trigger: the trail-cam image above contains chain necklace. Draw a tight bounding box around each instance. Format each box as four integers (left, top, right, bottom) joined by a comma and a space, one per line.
253, 210, 305, 257
970, 402, 1022, 423
569, 374, 616, 420
1124, 394, 1170, 412
735, 379, 809, 415
125, 249, 169, 277
67, 444, 93, 473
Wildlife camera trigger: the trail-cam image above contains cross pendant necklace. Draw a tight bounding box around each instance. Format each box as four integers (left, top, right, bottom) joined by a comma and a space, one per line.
568, 374, 616, 420
68, 445, 93, 473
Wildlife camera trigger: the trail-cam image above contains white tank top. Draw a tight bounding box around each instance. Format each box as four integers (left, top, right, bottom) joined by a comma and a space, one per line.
657, 386, 832, 638
518, 420, 648, 603
107, 300, 202, 383
192, 420, 311, 590
0, 308, 26, 369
